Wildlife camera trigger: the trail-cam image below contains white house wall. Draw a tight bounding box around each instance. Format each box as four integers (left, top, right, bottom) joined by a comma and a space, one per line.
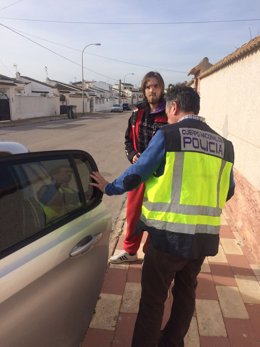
67, 95, 116, 113
11, 95, 60, 120
95, 99, 115, 112
199, 50, 260, 190
66, 95, 84, 113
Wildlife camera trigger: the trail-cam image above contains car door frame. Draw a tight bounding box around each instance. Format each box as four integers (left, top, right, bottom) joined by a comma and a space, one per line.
0, 150, 111, 347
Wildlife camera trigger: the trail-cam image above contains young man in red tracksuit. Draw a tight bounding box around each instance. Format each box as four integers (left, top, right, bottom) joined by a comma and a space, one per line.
109, 71, 168, 264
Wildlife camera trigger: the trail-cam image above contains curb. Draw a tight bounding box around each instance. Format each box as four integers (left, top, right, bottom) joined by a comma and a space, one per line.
0, 114, 70, 128
0, 111, 116, 128
108, 198, 127, 258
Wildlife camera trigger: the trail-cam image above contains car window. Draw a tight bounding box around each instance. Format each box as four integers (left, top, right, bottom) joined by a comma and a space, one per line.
34, 159, 83, 224
0, 151, 101, 259
75, 157, 94, 203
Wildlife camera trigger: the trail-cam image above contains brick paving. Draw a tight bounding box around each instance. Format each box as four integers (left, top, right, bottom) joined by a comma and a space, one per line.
83, 205, 260, 347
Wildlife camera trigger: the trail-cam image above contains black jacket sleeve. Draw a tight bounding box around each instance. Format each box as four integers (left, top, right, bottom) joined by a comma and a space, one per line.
124, 112, 138, 163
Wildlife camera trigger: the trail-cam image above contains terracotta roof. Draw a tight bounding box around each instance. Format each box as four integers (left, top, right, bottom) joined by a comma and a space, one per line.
188, 57, 213, 76
0, 82, 17, 86
200, 35, 260, 79
0, 74, 14, 81
0, 74, 24, 85
47, 78, 82, 92
54, 82, 81, 92
20, 75, 56, 88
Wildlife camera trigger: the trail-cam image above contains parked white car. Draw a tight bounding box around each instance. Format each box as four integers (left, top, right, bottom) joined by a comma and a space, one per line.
0, 142, 112, 347
111, 104, 123, 112
0, 141, 29, 156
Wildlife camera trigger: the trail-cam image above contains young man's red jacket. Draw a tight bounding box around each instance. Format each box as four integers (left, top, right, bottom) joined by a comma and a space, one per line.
124, 100, 167, 163
122, 100, 167, 255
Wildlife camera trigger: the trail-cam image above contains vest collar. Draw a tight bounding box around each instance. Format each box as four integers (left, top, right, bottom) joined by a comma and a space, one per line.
178, 114, 205, 123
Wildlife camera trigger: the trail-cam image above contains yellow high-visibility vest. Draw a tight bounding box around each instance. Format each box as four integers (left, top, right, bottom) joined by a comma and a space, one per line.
140, 122, 234, 238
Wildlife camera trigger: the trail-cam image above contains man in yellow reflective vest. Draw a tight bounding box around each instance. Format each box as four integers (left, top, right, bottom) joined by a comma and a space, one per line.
91, 84, 235, 347
38, 165, 80, 223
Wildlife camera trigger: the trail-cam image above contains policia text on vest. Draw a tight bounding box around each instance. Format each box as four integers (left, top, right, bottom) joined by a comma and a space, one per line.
180, 128, 224, 158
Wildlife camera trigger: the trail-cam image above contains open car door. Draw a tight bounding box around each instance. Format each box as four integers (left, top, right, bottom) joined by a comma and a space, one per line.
0, 150, 111, 347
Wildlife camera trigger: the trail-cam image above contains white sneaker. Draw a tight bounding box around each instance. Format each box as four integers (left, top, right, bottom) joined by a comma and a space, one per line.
109, 251, 138, 264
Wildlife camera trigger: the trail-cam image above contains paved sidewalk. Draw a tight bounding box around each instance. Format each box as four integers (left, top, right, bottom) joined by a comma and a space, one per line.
83, 205, 260, 347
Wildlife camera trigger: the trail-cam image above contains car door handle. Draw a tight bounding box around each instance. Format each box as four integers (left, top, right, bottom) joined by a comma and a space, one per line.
69, 233, 103, 257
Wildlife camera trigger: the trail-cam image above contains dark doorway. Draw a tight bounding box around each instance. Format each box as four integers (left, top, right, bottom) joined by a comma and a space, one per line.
0, 93, 10, 121
90, 98, 94, 113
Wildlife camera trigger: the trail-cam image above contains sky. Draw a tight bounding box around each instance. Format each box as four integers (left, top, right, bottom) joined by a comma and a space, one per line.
0, 0, 260, 88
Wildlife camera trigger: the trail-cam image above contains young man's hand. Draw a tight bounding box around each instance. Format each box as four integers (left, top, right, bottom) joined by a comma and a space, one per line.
90, 171, 109, 192
132, 153, 141, 163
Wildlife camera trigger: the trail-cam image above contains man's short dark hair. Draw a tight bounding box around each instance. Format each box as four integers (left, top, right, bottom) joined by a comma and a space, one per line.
141, 71, 165, 98
166, 84, 200, 115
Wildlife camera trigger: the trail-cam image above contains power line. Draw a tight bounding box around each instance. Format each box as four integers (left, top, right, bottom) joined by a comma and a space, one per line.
4, 24, 81, 51
0, 22, 116, 81
88, 52, 186, 74
0, 1, 24, 12
0, 16, 260, 25
2, 23, 187, 74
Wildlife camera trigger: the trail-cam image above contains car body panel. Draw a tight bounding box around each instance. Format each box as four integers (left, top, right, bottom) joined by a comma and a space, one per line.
0, 205, 111, 347
0, 204, 110, 302
0, 148, 112, 347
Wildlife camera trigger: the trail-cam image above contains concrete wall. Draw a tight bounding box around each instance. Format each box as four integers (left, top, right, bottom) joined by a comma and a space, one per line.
199, 50, 260, 190
67, 95, 115, 113
10, 93, 60, 120
199, 48, 260, 263
66, 95, 83, 113
95, 99, 115, 112
225, 169, 260, 263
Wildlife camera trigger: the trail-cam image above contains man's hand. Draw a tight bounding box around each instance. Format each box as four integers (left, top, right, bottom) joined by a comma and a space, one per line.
132, 153, 140, 164
90, 171, 109, 193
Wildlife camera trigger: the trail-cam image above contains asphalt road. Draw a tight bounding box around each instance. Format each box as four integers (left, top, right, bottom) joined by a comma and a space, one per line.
0, 112, 131, 228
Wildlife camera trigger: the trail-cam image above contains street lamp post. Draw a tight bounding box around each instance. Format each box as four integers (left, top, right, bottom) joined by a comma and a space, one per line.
123, 72, 134, 83
81, 43, 101, 114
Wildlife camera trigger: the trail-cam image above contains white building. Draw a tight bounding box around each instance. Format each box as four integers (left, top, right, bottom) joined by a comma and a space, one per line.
0, 73, 60, 121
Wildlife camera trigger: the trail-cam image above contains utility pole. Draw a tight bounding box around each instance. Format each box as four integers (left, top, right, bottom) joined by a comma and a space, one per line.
45, 66, 49, 80
13, 64, 17, 77
119, 79, 122, 105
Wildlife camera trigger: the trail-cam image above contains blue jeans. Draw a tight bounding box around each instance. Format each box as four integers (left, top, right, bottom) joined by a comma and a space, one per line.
131, 244, 205, 347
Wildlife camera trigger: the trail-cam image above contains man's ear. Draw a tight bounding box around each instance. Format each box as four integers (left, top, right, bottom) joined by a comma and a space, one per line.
172, 101, 178, 115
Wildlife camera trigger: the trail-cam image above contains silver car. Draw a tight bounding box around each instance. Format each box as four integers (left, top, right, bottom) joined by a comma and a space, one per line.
0, 142, 111, 347
111, 104, 123, 112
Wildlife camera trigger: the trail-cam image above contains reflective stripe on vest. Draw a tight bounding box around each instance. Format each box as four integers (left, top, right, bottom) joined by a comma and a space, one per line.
40, 203, 59, 223
141, 151, 233, 235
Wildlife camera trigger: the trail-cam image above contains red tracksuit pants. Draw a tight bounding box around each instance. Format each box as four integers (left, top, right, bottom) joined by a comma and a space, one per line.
123, 183, 146, 254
